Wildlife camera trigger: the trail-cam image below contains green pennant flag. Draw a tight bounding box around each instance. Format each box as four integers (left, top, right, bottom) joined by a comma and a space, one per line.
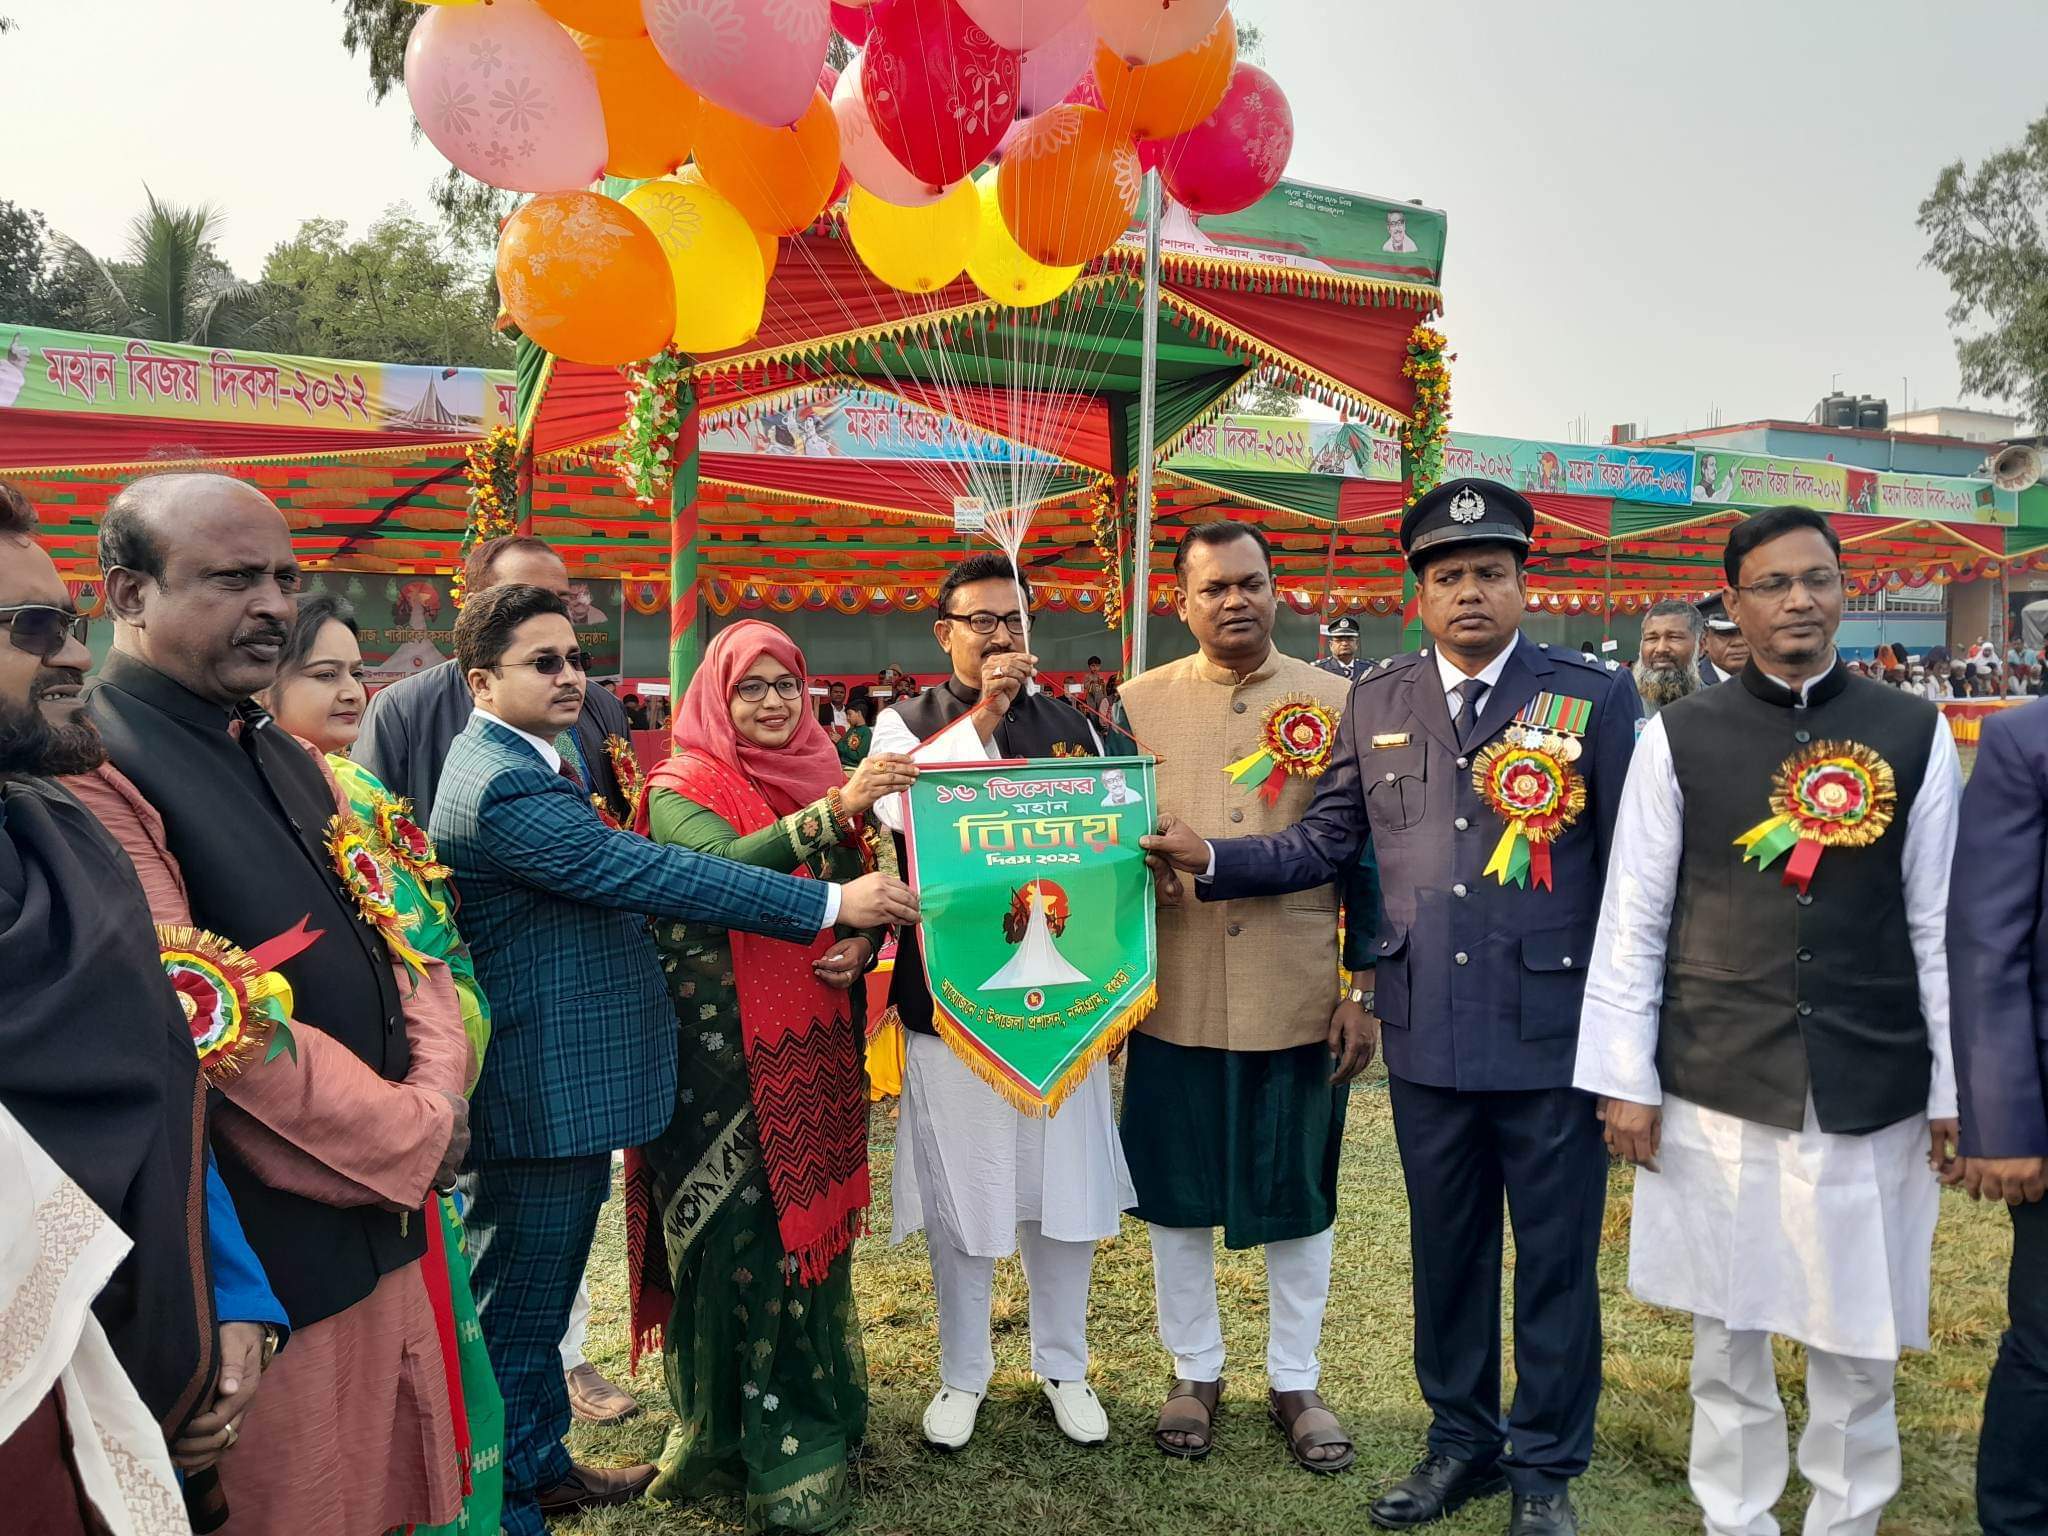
903, 757, 1160, 1115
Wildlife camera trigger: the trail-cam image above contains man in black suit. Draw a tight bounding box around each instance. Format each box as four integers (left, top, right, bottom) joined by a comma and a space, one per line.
1694, 594, 1748, 687
352, 532, 639, 1425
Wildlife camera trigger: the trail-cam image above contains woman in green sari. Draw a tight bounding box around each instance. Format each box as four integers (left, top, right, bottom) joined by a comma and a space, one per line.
632, 620, 917, 1533
260, 593, 503, 1536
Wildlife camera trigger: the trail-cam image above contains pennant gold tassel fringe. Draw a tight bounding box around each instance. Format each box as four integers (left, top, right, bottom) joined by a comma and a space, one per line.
930, 982, 1157, 1119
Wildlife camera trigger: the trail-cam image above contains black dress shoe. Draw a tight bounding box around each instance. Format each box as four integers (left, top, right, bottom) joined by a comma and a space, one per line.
1368, 1450, 1509, 1529
1508, 1490, 1578, 1535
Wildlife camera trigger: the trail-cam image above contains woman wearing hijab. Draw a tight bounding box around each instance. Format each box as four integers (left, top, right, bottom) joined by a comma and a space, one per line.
631, 621, 917, 1533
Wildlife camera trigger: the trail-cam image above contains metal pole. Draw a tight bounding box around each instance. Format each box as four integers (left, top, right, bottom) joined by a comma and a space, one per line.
1128, 169, 1163, 679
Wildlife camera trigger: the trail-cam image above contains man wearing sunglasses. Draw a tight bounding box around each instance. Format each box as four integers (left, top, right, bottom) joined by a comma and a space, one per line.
861, 552, 1133, 1452
431, 582, 917, 1535
0, 482, 289, 1526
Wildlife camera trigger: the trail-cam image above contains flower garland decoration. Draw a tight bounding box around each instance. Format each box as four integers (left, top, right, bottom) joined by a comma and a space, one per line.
1400, 323, 1453, 508
1225, 695, 1339, 806
616, 346, 688, 507
325, 812, 435, 972
1735, 740, 1897, 895
452, 424, 518, 609
158, 918, 321, 1079
1472, 741, 1587, 890
1088, 478, 1123, 631
605, 734, 647, 829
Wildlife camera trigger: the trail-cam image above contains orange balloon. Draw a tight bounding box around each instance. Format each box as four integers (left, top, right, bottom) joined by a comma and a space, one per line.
575, 32, 702, 179
692, 89, 842, 238
496, 191, 675, 366
997, 105, 1141, 267
758, 230, 780, 282
1093, 14, 1236, 141
535, 0, 644, 38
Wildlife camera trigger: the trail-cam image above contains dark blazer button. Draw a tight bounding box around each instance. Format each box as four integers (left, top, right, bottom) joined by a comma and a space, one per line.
1797, 948, 1814, 962
1230, 809, 1244, 824
1796, 893, 1813, 907
1233, 700, 1248, 714
1797, 1001, 1814, 1017
1227, 922, 1244, 936
1795, 729, 1812, 744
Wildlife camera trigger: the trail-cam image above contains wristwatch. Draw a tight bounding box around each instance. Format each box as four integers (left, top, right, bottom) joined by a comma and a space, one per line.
259, 1324, 283, 1372
1347, 986, 1375, 1011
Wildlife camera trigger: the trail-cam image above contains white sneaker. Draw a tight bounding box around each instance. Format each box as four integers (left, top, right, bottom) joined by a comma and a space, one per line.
922, 1385, 985, 1450
1042, 1379, 1109, 1446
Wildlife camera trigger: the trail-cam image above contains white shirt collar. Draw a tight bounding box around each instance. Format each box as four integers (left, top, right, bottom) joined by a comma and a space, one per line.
1433, 632, 1520, 700
474, 707, 562, 772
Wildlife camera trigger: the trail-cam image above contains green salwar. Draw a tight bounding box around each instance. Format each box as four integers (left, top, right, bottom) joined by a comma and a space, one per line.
645, 789, 874, 1533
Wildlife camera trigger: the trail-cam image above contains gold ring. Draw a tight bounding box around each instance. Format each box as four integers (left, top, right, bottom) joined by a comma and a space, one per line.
222, 1423, 239, 1449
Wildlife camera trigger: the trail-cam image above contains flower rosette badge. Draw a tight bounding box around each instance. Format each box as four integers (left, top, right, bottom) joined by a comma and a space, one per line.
1472, 740, 1586, 889
1735, 740, 1896, 894
371, 794, 450, 886
325, 812, 435, 972
157, 919, 319, 1079
1224, 695, 1339, 806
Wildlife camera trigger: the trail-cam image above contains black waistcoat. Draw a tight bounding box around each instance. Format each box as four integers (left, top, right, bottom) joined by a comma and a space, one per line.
886, 679, 1099, 1036
1659, 663, 1937, 1134
86, 652, 424, 1326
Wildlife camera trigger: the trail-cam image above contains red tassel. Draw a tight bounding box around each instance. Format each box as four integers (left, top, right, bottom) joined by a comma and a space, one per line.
1782, 838, 1822, 896
1258, 766, 1287, 807
1530, 841, 1553, 892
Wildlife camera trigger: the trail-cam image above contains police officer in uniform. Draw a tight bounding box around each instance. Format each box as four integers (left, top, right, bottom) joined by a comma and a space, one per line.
1695, 593, 1748, 687
1316, 613, 1372, 685
1145, 479, 1638, 1536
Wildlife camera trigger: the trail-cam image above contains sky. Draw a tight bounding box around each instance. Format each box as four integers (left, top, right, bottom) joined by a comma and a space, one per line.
2, 0, 2043, 441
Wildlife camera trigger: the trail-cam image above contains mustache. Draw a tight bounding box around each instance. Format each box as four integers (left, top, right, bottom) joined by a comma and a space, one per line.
29, 668, 86, 700
234, 622, 288, 647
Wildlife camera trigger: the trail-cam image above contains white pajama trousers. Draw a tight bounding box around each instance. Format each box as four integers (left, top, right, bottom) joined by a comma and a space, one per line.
930, 1222, 1097, 1394
1148, 1223, 1335, 1393
1689, 1313, 1901, 1536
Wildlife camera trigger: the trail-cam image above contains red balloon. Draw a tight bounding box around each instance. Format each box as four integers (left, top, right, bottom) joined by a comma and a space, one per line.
863, 0, 1020, 187
1158, 63, 1292, 216
830, 1, 871, 44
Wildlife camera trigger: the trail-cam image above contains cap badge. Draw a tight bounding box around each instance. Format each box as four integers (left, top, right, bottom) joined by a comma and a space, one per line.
1449, 487, 1486, 523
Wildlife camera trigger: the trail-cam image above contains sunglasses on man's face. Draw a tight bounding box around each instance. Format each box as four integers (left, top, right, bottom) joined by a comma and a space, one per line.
1, 604, 90, 661
493, 649, 590, 677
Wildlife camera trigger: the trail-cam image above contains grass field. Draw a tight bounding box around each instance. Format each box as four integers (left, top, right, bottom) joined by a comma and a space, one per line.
549, 1061, 2013, 1536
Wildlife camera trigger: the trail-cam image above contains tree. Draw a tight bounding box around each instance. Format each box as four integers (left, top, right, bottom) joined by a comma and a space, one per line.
262, 212, 510, 366
1920, 112, 2048, 430
54, 189, 268, 345
1235, 376, 1303, 417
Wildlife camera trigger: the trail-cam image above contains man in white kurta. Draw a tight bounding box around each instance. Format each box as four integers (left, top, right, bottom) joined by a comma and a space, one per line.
1575, 508, 1960, 1536
868, 555, 1135, 1451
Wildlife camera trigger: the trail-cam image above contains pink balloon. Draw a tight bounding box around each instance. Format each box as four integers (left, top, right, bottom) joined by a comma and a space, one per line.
405, 0, 606, 194
830, 1, 871, 44
642, 0, 830, 128
1158, 62, 1291, 215
1088, 0, 1229, 66
833, 52, 948, 207
1016, 9, 1095, 116
958, 0, 1085, 53
863, 0, 1018, 188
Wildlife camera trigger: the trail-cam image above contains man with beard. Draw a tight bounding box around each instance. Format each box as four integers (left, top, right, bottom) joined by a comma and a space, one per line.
1696, 594, 1749, 687
0, 482, 285, 1523
1633, 599, 1703, 720
67, 472, 475, 1536
865, 552, 1136, 1452
1578, 506, 1960, 1536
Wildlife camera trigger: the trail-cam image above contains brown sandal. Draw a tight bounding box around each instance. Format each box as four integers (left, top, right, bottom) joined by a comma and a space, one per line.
1268, 1388, 1355, 1475
1154, 1377, 1222, 1460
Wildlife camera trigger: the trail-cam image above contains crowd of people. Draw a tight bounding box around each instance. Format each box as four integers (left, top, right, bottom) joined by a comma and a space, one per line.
1, 469, 2044, 1536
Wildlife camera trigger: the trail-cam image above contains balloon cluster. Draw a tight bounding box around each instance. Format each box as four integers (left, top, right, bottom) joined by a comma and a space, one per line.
405, 0, 1295, 367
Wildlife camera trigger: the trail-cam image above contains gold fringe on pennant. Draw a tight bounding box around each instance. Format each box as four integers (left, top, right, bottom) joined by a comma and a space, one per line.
930, 981, 1158, 1119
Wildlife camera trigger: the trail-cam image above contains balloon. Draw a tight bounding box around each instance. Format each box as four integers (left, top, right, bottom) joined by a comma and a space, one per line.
1087, 0, 1229, 66
574, 31, 701, 177
957, 0, 1085, 52
1016, 10, 1095, 116
830, 0, 871, 44
406, 0, 607, 192
1093, 12, 1233, 140
846, 181, 980, 292
1158, 62, 1291, 215
643, 0, 830, 128
496, 191, 674, 365
833, 52, 947, 207
996, 104, 1139, 266
757, 229, 780, 281
863, 0, 1019, 188
693, 89, 842, 236
967, 176, 1080, 307
625, 175, 767, 352
537, 0, 644, 36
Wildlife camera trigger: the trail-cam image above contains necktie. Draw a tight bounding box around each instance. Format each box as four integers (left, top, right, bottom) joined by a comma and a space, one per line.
1451, 677, 1490, 749
556, 755, 586, 791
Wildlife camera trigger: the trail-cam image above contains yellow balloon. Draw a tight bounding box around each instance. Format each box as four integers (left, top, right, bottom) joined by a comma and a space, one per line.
622, 175, 766, 354
846, 182, 980, 294
967, 177, 1081, 309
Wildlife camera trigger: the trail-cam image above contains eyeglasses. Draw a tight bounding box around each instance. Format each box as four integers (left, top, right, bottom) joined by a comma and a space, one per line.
733, 676, 804, 703
941, 610, 1028, 636
1, 604, 89, 660
492, 649, 589, 677
1735, 569, 1841, 601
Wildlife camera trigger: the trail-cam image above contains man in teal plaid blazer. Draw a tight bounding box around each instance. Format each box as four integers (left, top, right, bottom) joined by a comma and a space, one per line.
431, 584, 916, 1533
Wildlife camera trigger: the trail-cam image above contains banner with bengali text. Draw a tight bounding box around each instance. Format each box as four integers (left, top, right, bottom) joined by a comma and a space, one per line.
700, 387, 1057, 464
1874, 470, 2016, 526
1168, 416, 1400, 479
1441, 434, 1697, 507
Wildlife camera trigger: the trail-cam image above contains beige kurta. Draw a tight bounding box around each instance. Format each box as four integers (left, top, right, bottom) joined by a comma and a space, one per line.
1119, 648, 1349, 1053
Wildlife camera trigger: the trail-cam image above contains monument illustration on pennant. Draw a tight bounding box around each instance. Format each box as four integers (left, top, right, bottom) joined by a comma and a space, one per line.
902, 757, 1162, 1114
